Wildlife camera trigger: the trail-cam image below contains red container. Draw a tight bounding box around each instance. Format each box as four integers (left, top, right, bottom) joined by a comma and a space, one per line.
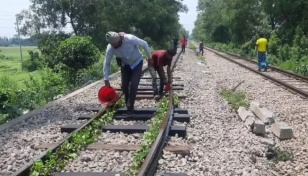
164, 85, 172, 92
98, 86, 120, 105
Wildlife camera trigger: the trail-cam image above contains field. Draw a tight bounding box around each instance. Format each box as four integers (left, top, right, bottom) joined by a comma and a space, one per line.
0, 46, 40, 87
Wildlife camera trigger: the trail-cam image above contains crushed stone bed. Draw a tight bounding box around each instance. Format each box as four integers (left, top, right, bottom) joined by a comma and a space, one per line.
206, 50, 308, 175
156, 50, 273, 176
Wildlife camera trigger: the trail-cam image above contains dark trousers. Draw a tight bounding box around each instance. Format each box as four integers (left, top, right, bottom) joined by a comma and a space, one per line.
152, 67, 165, 96
197, 49, 204, 56
181, 45, 185, 53
121, 60, 143, 112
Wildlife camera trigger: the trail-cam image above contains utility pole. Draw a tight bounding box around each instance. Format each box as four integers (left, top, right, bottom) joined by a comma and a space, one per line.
16, 17, 23, 68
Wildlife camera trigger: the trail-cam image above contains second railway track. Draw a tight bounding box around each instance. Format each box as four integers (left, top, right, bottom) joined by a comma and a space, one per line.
206, 47, 308, 98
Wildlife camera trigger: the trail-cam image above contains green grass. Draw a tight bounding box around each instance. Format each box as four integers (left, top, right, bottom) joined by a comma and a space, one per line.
188, 41, 197, 50
0, 46, 40, 87
220, 89, 249, 110
0, 46, 39, 60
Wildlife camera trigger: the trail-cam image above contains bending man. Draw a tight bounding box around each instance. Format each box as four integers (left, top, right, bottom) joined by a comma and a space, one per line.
104, 31, 153, 117
150, 49, 177, 100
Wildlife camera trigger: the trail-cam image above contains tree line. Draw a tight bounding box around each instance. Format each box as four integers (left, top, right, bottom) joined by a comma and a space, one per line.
17, 0, 188, 50
1, 0, 189, 124
192, 0, 308, 76
0, 36, 38, 46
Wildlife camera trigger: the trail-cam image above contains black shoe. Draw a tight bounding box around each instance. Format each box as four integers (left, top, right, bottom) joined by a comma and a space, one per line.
126, 109, 134, 118
154, 94, 162, 100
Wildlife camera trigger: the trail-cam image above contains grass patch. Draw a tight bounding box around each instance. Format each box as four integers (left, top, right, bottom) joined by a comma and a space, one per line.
0, 46, 39, 60
188, 41, 197, 50
220, 89, 249, 110
0, 46, 40, 87
197, 55, 204, 61
266, 147, 293, 163
30, 98, 125, 175
126, 97, 170, 176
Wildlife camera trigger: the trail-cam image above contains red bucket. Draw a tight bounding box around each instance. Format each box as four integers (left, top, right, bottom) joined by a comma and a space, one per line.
98, 86, 120, 105
164, 85, 172, 92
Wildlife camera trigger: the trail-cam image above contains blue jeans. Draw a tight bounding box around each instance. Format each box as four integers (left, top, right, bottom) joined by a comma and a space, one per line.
258, 52, 268, 70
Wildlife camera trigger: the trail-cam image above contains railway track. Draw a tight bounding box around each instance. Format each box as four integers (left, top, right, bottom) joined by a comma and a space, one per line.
206, 47, 308, 98
9, 50, 190, 176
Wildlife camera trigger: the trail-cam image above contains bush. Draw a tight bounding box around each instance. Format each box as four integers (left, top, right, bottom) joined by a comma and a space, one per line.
38, 32, 71, 70
278, 60, 299, 72
22, 51, 43, 71
57, 36, 100, 85
268, 32, 281, 56
79, 55, 118, 86
295, 63, 308, 76
0, 69, 68, 125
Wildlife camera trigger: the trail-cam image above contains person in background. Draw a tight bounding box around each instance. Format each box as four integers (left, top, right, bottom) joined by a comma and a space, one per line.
181, 36, 187, 53
197, 41, 204, 56
104, 31, 153, 117
150, 49, 177, 100
256, 34, 269, 71
173, 37, 178, 53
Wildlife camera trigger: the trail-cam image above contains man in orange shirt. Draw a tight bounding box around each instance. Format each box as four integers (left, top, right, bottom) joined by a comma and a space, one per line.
150, 49, 176, 100
181, 36, 187, 53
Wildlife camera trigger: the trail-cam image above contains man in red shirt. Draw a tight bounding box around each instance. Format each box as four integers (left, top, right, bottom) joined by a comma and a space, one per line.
150, 49, 177, 100
181, 36, 187, 53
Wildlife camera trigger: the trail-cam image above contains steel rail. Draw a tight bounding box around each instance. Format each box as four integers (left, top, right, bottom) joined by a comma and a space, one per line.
206, 47, 308, 98
12, 105, 110, 176
12, 67, 149, 176
137, 51, 183, 176
206, 46, 308, 82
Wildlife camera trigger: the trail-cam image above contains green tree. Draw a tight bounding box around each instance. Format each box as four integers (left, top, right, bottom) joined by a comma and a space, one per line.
17, 0, 188, 49
57, 36, 100, 85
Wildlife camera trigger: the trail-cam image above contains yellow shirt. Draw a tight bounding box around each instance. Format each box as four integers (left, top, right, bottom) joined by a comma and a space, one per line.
256, 38, 268, 52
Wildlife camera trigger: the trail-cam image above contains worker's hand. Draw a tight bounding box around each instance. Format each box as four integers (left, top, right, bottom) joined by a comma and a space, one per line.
164, 84, 172, 92
147, 58, 154, 67
104, 80, 111, 87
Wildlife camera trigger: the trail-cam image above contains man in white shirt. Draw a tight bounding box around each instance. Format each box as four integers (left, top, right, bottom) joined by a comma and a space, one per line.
104, 31, 153, 117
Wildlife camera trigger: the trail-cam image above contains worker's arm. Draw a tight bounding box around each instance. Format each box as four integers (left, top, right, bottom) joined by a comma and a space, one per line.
149, 54, 157, 79
167, 64, 172, 85
157, 66, 167, 84
255, 40, 259, 52
103, 45, 113, 86
127, 34, 152, 59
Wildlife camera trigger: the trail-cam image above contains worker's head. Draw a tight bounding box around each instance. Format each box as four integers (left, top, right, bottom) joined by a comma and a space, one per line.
106, 31, 122, 49
260, 33, 264, 38
166, 49, 176, 59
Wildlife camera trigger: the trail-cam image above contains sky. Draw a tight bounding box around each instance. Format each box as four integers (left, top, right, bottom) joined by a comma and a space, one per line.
0, 0, 198, 38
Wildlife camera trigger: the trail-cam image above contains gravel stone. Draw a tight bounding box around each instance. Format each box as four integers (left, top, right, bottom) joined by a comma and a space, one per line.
156, 50, 274, 175
0, 76, 122, 174
60, 58, 185, 173
206, 50, 308, 175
